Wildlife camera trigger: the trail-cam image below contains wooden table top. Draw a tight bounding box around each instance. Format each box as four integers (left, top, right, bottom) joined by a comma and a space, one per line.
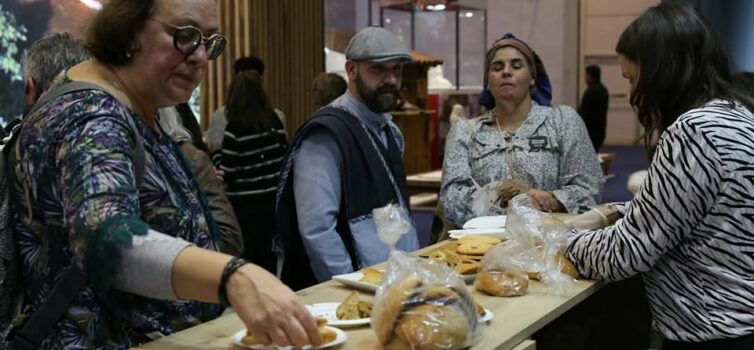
405, 169, 442, 189
136, 228, 599, 350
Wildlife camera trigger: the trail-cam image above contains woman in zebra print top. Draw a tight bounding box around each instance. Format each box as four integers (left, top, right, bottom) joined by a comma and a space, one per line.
566, 4, 754, 349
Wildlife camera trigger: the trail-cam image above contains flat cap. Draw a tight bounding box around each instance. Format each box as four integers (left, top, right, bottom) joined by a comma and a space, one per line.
345, 26, 413, 63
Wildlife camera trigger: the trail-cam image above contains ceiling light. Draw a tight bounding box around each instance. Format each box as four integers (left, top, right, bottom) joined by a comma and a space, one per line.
79, 0, 102, 10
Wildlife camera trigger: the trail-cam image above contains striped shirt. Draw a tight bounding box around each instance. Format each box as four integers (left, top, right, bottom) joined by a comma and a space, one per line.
566, 100, 754, 342
213, 123, 287, 198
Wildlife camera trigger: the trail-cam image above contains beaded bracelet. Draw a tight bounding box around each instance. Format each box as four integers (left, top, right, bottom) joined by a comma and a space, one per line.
218, 256, 249, 308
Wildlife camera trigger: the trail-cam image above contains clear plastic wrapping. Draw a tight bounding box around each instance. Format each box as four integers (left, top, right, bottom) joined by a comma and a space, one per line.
371, 251, 485, 350
373, 203, 412, 250
475, 195, 577, 297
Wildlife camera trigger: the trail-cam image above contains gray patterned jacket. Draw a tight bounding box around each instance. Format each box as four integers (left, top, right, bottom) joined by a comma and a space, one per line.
440, 103, 603, 227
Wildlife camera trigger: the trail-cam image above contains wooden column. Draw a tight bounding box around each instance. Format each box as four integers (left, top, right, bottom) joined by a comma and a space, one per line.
200, 0, 324, 136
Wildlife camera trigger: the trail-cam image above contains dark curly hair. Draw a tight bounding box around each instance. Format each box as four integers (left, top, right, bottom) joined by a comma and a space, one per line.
616, 3, 754, 152
86, 0, 156, 66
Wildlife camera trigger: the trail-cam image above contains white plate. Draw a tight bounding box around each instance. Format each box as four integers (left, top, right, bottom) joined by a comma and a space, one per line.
331, 272, 378, 293
306, 302, 370, 328
232, 326, 347, 349
448, 228, 506, 240
463, 215, 507, 229
480, 308, 494, 323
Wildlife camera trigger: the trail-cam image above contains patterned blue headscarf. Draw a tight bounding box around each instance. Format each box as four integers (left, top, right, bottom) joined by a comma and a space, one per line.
479, 33, 552, 108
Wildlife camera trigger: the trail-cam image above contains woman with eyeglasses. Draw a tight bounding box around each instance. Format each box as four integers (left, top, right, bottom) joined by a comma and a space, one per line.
566, 4, 754, 349
5, 0, 321, 348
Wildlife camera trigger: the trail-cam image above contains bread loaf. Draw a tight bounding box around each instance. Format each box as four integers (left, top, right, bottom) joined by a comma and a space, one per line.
388, 304, 470, 350
372, 279, 476, 349
475, 267, 529, 297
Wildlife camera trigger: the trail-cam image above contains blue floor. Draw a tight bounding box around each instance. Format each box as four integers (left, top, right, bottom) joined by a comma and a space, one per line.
410, 145, 649, 247
601, 145, 650, 203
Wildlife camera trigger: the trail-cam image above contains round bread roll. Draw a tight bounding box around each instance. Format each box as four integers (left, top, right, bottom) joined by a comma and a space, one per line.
527, 253, 579, 280
409, 285, 477, 322
555, 253, 579, 278
410, 285, 462, 303
387, 304, 470, 350
476, 267, 529, 297
373, 275, 421, 344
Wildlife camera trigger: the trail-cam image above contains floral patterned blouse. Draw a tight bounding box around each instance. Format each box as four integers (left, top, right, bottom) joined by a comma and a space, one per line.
12, 78, 222, 349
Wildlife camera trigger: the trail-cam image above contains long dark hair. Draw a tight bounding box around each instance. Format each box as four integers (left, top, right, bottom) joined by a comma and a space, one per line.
225, 71, 281, 132
616, 4, 754, 152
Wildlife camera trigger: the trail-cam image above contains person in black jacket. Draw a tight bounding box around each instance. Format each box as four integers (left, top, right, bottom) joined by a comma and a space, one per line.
578, 65, 609, 151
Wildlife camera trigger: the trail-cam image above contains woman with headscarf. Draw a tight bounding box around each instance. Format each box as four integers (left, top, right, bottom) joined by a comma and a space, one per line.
440, 33, 603, 227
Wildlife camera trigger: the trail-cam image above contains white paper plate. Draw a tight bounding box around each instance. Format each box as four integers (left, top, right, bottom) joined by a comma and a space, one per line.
448, 228, 506, 240
232, 326, 347, 349
306, 302, 370, 328
331, 272, 378, 293
480, 308, 494, 323
463, 215, 507, 229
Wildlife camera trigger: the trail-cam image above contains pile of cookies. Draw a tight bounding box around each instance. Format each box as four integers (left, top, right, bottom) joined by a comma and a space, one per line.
422, 235, 503, 276
456, 236, 502, 256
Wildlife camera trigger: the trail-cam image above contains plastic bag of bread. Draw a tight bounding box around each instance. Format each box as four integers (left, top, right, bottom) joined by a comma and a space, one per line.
371, 251, 484, 350
478, 195, 577, 296
475, 238, 531, 296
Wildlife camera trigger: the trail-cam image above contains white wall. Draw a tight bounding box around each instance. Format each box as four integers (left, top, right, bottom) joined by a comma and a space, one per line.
484, 0, 658, 145
339, 0, 657, 146
580, 0, 658, 145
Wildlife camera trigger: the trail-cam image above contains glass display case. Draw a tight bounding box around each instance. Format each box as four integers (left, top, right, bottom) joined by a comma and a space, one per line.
323, 0, 486, 90
378, 1, 486, 90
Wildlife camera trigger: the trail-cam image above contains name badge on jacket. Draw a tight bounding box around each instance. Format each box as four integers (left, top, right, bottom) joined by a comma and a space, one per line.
528, 136, 548, 152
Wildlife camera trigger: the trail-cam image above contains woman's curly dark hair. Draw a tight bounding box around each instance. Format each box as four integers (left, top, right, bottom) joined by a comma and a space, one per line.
86, 0, 156, 66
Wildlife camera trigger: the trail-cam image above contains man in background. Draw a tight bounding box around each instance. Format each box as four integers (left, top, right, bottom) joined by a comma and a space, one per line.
23, 33, 91, 109
5, 32, 92, 136
578, 65, 609, 152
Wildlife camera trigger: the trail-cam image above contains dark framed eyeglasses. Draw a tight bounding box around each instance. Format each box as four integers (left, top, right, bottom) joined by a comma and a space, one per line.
151, 18, 226, 60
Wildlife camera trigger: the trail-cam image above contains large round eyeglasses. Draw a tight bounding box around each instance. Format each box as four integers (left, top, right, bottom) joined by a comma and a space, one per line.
151, 18, 226, 60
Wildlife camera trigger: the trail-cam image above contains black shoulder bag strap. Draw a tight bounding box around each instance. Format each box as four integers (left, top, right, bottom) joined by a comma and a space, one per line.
9, 81, 145, 350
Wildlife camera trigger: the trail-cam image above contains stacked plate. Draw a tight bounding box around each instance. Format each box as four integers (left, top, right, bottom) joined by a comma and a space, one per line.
448, 215, 507, 239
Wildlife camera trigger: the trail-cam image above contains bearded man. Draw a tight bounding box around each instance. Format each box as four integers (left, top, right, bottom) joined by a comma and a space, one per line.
276, 26, 420, 290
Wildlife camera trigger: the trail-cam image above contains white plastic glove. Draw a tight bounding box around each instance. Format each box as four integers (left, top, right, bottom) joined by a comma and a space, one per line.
563, 205, 620, 230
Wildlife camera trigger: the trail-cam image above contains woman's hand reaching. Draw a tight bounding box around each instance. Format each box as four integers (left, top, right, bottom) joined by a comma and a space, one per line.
228, 264, 322, 347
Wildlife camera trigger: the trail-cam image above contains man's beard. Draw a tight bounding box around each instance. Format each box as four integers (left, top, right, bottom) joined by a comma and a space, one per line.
355, 74, 399, 113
